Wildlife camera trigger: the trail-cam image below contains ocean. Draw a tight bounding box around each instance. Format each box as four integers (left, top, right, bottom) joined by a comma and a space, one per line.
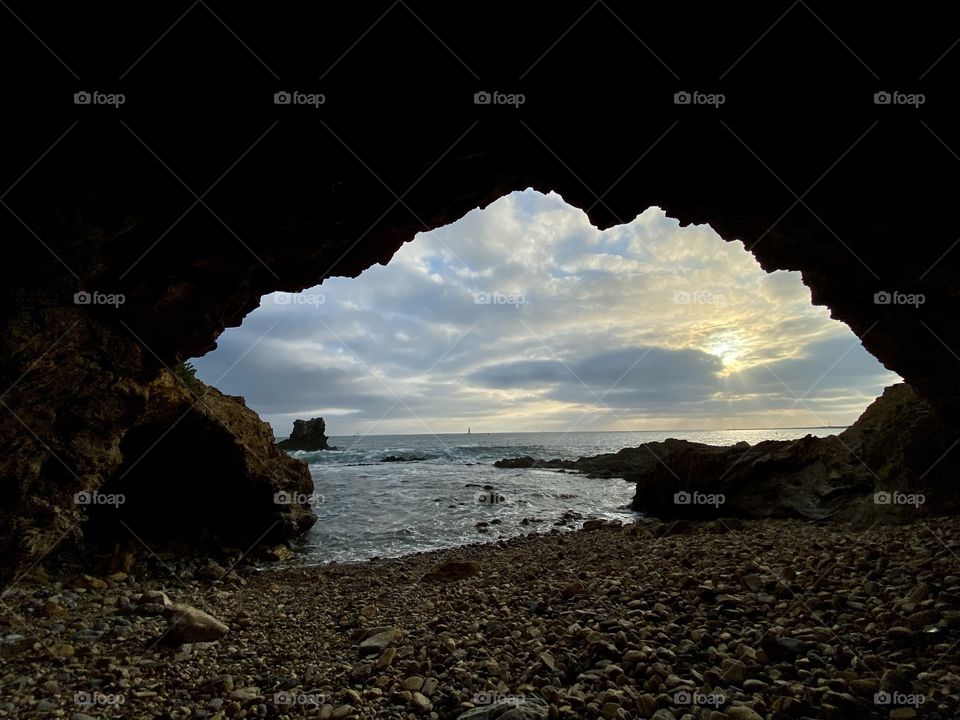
283, 428, 841, 565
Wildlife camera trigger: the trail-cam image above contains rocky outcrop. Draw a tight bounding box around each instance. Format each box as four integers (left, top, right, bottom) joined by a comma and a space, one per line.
82, 369, 317, 550
277, 417, 332, 451
498, 385, 960, 523
627, 384, 959, 523
3, 3, 960, 584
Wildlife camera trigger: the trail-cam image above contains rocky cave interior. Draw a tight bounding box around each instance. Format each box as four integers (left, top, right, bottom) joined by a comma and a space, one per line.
3, 2, 960, 587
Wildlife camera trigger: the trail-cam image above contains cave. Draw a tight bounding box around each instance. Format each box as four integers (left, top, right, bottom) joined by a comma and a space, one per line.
5, 4, 960, 718
3, 2, 960, 586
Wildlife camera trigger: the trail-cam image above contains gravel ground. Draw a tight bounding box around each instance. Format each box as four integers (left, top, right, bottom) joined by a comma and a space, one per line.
2, 518, 959, 719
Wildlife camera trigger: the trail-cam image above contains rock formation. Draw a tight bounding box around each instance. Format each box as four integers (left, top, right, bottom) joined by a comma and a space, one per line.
82, 369, 317, 550
498, 384, 959, 523
277, 417, 332, 451
3, 3, 960, 584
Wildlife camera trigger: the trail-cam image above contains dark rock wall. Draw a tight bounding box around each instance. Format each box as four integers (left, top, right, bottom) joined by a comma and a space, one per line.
3, 2, 960, 583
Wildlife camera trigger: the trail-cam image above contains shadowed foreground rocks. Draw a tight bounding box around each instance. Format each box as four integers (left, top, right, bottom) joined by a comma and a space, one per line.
498, 384, 960, 523
2, 518, 957, 718
83, 369, 317, 552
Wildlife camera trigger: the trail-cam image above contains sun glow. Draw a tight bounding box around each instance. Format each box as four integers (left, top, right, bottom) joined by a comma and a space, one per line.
704, 331, 748, 372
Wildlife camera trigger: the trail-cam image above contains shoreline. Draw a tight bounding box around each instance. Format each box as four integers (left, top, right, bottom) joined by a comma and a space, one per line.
3, 517, 958, 718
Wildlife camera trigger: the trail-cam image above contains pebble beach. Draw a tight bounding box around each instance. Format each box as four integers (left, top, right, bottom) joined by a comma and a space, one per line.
2, 518, 958, 719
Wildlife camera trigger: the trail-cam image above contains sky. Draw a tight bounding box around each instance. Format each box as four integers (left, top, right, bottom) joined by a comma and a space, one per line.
192, 189, 900, 437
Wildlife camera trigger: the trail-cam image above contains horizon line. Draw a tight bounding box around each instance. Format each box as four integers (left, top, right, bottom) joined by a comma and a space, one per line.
278, 425, 849, 440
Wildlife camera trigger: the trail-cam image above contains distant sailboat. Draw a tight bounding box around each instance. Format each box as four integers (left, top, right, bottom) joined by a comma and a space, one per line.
467, 426, 471, 435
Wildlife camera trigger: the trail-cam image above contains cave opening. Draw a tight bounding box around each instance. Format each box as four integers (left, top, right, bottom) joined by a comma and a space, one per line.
79, 189, 905, 561
195, 189, 898, 440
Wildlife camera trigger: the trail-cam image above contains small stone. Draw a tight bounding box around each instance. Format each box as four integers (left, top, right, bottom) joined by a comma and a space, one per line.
376, 647, 397, 668
43, 601, 68, 619
49, 642, 75, 658
358, 628, 403, 655
888, 708, 917, 720
720, 658, 746, 684
649, 710, 676, 720
849, 678, 879, 697
359, 605, 377, 618
411, 691, 431, 710
421, 560, 481, 582
539, 651, 557, 672
726, 707, 763, 720
75, 575, 107, 590
421, 678, 439, 697
880, 669, 913, 694
228, 687, 261, 702
162, 603, 229, 646
401, 676, 424, 692
742, 574, 763, 592
203, 674, 234, 693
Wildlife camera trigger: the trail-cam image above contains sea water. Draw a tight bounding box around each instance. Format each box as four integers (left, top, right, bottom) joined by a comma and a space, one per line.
285, 428, 840, 564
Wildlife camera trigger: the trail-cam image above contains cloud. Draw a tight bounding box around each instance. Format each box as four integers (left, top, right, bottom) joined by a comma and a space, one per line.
192, 190, 900, 435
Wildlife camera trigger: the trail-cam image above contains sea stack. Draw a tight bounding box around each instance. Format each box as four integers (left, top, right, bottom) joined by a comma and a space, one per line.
277, 417, 333, 451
